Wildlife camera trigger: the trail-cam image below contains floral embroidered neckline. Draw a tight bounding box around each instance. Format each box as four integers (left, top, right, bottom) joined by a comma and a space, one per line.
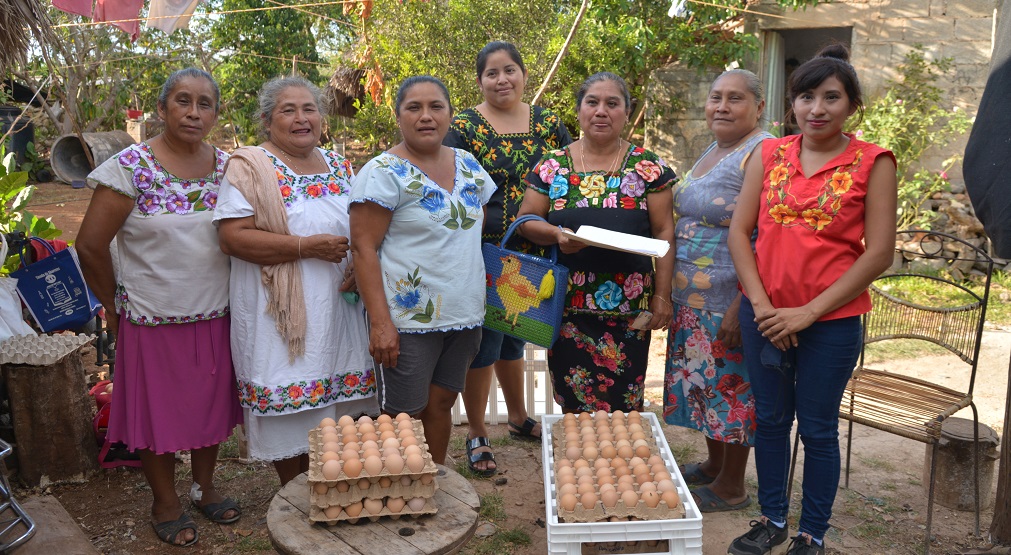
564, 143, 632, 176
382, 150, 460, 195
140, 141, 225, 183
470, 105, 534, 137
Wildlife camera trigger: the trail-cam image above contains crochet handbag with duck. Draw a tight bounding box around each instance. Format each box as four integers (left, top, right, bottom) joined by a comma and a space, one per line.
482, 214, 569, 348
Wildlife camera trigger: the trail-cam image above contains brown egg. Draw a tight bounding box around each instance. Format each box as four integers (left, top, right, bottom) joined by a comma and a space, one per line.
559, 493, 578, 512
598, 431, 614, 443
593, 458, 611, 471
397, 419, 414, 431
577, 482, 595, 496
617, 474, 635, 488
363, 498, 384, 515
335, 481, 350, 492
614, 465, 632, 478
400, 475, 413, 486
376, 413, 393, 425
360, 432, 380, 443
323, 505, 341, 519
616, 481, 634, 494
582, 445, 599, 460
565, 446, 582, 460
363, 448, 381, 460
661, 489, 680, 508
321, 459, 342, 480
406, 453, 425, 473
321, 425, 338, 435
632, 463, 650, 478
378, 476, 393, 488
577, 412, 591, 422
385, 453, 405, 474
648, 455, 663, 467
565, 431, 579, 443
562, 413, 576, 424
631, 431, 647, 443
321, 451, 340, 463
386, 497, 406, 513
628, 423, 644, 435
401, 436, 419, 448
593, 409, 609, 421
338, 415, 355, 427
580, 491, 598, 510
595, 466, 613, 480
609, 457, 627, 470
379, 429, 397, 442
395, 412, 411, 422
404, 444, 422, 457
634, 442, 651, 459
629, 456, 645, 468
407, 497, 426, 512
342, 431, 359, 444
565, 439, 581, 449
313, 482, 329, 495
639, 481, 657, 494
322, 432, 341, 446
556, 458, 572, 469
653, 470, 672, 482
342, 424, 358, 436
597, 473, 615, 486
656, 479, 677, 493
383, 447, 401, 460
320, 417, 338, 428
342, 457, 363, 478
612, 424, 628, 436
323, 441, 341, 453
641, 490, 661, 508
617, 444, 634, 459
576, 475, 595, 488
620, 489, 639, 508
601, 488, 620, 508
651, 463, 667, 476
345, 501, 363, 517
557, 466, 575, 480
575, 466, 593, 479
419, 474, 434, 485
381, 437, 399, 450
358, 421, 376, 435
358, 414, 374, 425
558, 483, 577, 497
342, 444, 360, 459
357, 477, 371, 490
572, 459, 590, 470
363, 455, 383, 476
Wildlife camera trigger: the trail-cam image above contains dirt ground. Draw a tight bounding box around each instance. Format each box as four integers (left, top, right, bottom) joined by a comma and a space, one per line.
13, 181, 1011, 554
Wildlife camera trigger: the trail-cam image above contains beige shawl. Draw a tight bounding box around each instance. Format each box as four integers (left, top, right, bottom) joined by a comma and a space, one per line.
223, 146, 306, 361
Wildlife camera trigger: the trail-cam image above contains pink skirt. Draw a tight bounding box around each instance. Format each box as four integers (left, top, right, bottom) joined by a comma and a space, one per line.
107, 315, 242, 454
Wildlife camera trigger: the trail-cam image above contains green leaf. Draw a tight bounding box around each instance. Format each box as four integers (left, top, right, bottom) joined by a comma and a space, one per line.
443, 219, 460, 230
425, 299, 434, 316
694, 256, 714, 269
410, 313, 433, 323
461, 217, 476, 230
407, 180, 422, 191
449, 201, 458, 219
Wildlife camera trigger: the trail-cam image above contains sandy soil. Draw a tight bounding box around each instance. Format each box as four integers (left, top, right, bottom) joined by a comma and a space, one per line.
14, 181, 1011, 554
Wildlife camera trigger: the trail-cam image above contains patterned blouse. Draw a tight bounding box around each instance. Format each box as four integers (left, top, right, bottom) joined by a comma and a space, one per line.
444, 105, 572, 244
87, 142, 230, 325
525, 145, 676, 317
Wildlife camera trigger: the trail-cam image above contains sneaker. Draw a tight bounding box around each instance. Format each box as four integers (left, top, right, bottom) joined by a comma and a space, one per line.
785, 534, 825, 554
728, 519, 789, 555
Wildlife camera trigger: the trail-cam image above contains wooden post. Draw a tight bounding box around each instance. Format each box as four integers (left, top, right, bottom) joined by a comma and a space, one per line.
2, 348, 98, 485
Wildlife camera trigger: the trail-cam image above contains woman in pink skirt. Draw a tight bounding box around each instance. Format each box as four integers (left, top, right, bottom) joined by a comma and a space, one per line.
78, 68, 242, 548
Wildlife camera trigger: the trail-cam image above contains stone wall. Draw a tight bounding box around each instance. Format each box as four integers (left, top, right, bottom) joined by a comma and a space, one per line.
645, 0, 1000, 181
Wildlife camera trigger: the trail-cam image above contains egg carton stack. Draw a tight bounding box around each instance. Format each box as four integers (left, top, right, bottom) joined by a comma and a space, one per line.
542, 411, 703, 554
0, 334, 94, 366
307, 413, 439, 524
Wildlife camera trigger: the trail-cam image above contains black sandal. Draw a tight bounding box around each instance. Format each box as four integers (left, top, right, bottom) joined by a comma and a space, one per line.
466, 436, 497, 477
153, 512, 198, 547
508, 417, 542, 441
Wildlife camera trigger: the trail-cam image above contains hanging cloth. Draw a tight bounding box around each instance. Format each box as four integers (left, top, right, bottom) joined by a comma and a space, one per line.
52, 0, 93, 18
94, 0, 144, 41
147, 0, 203, 35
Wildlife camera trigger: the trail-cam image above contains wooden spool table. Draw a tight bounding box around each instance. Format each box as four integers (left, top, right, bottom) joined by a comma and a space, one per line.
268, 465, 480, 555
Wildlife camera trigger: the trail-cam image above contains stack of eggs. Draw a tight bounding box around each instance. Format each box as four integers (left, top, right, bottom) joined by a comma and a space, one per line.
307, 413, 439, 524
552, 410, 685, 522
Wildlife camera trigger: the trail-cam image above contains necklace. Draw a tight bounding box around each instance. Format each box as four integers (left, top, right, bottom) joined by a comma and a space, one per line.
274, 143, 320, 174
579, 139, 625, 174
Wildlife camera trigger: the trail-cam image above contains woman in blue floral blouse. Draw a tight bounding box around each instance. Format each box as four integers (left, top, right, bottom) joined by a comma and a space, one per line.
518, 72, 675, 412
350, 76, 495, 465
444, 41, 572, 475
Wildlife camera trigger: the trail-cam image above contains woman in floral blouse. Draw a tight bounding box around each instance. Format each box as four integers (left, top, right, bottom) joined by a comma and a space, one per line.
216, 75, 377, 486
518, 72, 675, 413
79, 68, 242, 547
726, 45, 896, 555
444, 41, 572, 475
351, 76, 495, 465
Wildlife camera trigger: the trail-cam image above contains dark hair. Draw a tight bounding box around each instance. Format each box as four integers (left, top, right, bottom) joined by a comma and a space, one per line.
787, 44, 863, 120
476, 41, 526, 78
158, 68, 220, 112
576, 72, 631, 114
256, 75, 326, 139
394, 75, 453, 116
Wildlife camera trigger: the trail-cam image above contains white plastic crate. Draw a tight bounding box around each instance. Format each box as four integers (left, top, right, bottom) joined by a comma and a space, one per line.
542, 412, 704, 555
452, 344, 559, 425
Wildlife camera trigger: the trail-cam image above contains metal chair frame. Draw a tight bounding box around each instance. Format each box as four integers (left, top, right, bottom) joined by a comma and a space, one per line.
0, 438, 35, 551
786, 230, 992, 555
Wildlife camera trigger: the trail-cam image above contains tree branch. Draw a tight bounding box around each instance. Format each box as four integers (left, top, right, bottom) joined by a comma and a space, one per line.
531, 0, 590, 107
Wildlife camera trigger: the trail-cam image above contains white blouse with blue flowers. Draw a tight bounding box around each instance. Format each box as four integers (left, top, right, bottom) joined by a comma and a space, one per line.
350, 149, 496, 333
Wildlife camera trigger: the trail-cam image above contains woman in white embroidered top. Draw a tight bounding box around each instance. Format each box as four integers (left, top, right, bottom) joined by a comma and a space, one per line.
350, 76, 495, 465
77, 68, 242, 548
215, 75, 378, 486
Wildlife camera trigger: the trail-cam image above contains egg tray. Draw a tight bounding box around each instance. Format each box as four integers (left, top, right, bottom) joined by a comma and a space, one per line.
306, 421, 439, 484
309, 496, 437, 525
0, 333, 94, 366
556, 497, 686, 523
550, 419, 659, 456
310, 475, 439, 507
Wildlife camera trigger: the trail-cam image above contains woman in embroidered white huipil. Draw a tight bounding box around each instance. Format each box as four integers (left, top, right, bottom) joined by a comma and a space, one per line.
350, 76, 495, 465
78, 68, 242, 547
216, 76, 377, 486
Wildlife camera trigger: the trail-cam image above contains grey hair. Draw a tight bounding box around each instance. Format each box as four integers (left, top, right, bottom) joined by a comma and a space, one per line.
713, 69, 765, 103
158, 68, 220, 112
257, 75, 327, 138
575, 72, 631, 114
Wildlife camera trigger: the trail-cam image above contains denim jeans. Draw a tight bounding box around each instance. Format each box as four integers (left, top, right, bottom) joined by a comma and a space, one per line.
739, 296, 862, 540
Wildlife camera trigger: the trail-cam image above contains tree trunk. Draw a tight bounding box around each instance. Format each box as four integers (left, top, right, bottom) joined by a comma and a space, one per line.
530, 0, 590, 107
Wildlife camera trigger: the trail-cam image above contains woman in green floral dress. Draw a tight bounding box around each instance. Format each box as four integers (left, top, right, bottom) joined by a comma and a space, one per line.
444, 41, 571, 474
518, 72, 675, 412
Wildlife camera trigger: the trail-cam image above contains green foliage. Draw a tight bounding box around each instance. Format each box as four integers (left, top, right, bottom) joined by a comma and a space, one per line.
852, 47, 972, 230
19, 142, 47, 182
0, 149, 61, 274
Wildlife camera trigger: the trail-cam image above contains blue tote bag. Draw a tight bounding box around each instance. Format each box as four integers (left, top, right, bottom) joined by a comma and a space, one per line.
12, 237, 101, 332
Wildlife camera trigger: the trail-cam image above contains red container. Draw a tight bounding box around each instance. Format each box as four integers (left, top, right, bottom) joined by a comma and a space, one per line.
126, 109, 143, 120
89, 380, 112, 409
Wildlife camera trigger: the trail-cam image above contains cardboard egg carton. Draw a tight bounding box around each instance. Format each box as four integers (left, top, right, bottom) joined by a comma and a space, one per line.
310, 474, 438, 507
306, 420, 439, 484
550, 415, 659, 455
556, 496, 686, 523
309, 495, 438, 525
0, 333, 94, 366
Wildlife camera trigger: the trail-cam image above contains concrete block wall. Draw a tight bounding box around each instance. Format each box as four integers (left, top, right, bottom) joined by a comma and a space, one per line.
645, 0, 1000, 183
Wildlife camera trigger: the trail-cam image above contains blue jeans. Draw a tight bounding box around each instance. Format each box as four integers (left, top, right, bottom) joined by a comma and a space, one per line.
739, 297, 862, 540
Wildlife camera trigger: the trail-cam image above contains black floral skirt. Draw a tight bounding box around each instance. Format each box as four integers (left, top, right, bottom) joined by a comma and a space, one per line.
547, 312, 651, 412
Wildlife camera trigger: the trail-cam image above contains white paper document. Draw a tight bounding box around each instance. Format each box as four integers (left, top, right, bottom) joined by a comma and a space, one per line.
561, 226, 670, 258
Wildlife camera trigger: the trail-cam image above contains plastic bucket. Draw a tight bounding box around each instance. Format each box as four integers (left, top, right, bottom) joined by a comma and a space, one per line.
0, 105, 35, 166
50, 130, 134, 184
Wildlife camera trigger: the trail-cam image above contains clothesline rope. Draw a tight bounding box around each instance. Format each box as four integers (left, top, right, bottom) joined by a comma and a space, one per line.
50, 49, 332, 70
